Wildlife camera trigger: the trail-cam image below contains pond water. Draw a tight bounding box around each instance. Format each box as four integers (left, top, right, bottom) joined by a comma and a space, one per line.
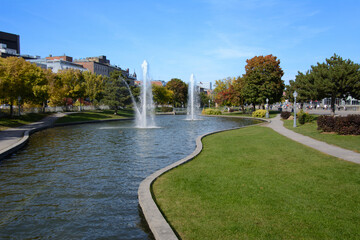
0, 115, 260, 239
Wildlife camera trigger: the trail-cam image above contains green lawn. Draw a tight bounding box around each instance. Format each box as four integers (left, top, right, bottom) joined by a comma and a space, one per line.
153, 126, 360, 240
283, 117, 360, 153
0, 112, 51, 131
55, 109, 134, 124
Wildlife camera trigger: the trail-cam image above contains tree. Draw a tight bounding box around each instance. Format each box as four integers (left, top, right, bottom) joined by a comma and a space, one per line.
242, 55, 285, 110
83, 71, 106, 106
165, 78, 187, 107
199, 92, 211, 108
214, 78, 235, 107
56, 69, 86, 110
232, 76, 246, 111
304, 54, 360, 115
286, 71, 318, 109
0, 57, 43, 116
30, 68, 50, 113
152, 84, 173, 106
102, 71, 132, 114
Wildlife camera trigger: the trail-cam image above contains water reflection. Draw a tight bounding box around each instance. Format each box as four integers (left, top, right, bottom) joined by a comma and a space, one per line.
0, 115, 260, 239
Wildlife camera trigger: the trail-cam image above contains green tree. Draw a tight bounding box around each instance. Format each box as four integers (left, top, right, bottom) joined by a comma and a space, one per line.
286, 71, 317, 108
102, 71, 132, 114
199, 92, 211, 108
165, 78, 187, 107
304, 54, 360, 115
152, 84, 173, 106
242, 55, 285, 110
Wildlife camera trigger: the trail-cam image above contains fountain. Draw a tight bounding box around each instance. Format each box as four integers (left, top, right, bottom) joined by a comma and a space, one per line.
186, 73, 199, 120
122, 78, 141, 117
136, 60, 156, 128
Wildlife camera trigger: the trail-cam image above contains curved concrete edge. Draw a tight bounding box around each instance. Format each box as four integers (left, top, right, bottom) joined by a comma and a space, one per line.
0, 131, 30, 160
138, 120, 268, 240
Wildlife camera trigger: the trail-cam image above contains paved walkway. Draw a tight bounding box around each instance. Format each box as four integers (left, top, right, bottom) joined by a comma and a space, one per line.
267, 114, 360, 164
0, 112, 66, 160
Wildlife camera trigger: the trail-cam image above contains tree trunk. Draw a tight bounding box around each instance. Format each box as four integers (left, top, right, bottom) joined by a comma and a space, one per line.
331, 97, 336, 116
252, 103, 256, 111
10, 104, 13, 117
42, 101, 46, 113
241, 105, 245, 112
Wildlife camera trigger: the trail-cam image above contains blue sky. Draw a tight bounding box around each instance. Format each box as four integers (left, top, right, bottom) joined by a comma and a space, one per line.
1, 0, 360, 85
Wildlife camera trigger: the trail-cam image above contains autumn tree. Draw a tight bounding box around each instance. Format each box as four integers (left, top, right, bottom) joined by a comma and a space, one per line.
242, 55, 285, 110
214, 78, 235, 107
165, 78, 187, 107
0, 57, 47, 116
83, 71, 106, 106
56, 69, 86, 110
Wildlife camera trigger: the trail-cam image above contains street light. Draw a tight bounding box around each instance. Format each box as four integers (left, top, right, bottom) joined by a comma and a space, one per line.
266, 98, 269, 118
208, 99, 211, 108
293, 91, 298, 127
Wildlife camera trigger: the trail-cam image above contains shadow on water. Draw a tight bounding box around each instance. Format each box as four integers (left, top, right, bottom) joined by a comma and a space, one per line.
137, 205, 155, 240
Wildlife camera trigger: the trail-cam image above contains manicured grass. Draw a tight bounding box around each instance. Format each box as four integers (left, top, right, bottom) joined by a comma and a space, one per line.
55, 109, 134, 124
0, 113, 51, 131
283, 118, 360, 153
153, 126, 360, 240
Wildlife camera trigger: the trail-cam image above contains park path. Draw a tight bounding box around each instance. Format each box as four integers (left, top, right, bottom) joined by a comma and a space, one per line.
0, 112, 67, 160
267, 114, 360, 164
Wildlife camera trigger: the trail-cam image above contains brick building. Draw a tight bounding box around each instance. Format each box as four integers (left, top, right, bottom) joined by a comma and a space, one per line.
75, 55, 137, 84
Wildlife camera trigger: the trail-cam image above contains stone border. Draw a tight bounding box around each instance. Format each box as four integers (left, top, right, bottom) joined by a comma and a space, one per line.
138, 118, 269, 240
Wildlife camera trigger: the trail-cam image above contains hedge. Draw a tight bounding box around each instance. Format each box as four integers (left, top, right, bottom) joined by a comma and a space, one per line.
317, 115, 360, 135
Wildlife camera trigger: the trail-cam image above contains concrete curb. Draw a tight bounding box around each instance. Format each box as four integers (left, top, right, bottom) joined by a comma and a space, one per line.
138, 119, 268, 240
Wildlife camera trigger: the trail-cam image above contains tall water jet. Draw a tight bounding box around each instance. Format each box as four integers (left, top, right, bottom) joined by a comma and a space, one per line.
136, 60, 156, 128
122, 78, 141, 117
186, 73, 199, 120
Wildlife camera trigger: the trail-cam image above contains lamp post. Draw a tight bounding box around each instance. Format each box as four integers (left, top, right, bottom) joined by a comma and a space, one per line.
18, 96, 21, 116
293, 91, 298, 127
266, 98, 269, 118
208, 99, 211, 108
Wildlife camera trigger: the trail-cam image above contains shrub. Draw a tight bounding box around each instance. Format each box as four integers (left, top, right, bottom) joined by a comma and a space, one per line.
161, 106, 173, 112
317, 115, 360, 135
297, 110, 313, 125
229, 108, 235, 113
202, 108, 222, 115
252, 109, 266, 118
317, 115, 336, 132
280, 111, 291, 119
